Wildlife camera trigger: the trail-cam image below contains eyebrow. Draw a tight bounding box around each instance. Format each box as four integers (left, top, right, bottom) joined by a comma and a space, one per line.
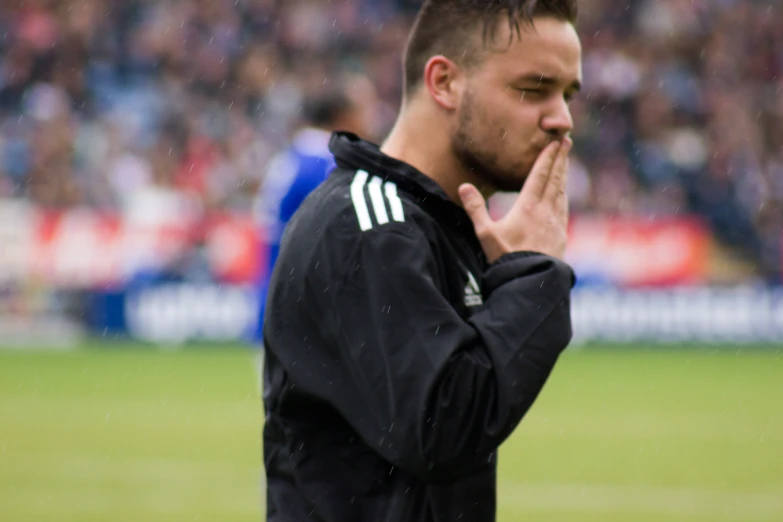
517, 74, 582, 93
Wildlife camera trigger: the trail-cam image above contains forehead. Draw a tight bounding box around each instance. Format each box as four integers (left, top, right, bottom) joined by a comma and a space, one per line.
480, 16, 582, 82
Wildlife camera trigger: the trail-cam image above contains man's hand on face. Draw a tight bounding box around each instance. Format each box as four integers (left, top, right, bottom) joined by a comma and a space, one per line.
458, 137, 572, 263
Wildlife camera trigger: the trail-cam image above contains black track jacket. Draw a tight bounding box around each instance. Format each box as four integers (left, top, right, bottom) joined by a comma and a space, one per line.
261, 131, 576, 521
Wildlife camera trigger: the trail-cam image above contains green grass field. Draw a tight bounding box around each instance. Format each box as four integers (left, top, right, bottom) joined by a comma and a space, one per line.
1, 343, 781, 521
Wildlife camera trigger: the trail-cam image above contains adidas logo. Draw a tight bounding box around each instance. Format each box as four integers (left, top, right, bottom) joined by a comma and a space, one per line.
464, 271, 483, 307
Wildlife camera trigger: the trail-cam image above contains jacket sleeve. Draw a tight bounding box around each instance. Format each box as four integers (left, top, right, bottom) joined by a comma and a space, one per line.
283, 221, 575, 481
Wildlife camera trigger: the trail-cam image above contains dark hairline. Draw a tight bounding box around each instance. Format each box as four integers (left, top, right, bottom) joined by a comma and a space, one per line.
403, 2, 578, 99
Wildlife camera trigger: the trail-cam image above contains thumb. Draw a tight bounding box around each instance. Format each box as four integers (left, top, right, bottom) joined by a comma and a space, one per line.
458, 183, 491, 231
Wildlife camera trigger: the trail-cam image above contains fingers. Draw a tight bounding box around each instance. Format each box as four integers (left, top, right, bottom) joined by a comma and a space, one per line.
458, 183, 492, 236
544, 137, 572, 205
560, 157, 570, 223
520, 140, 562, 201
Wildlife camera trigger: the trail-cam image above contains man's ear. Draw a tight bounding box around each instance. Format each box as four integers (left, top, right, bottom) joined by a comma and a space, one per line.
423, 55, 463, 111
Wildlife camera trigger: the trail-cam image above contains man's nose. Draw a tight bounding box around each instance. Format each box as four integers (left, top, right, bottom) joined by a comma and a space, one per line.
541, 97, 574, 139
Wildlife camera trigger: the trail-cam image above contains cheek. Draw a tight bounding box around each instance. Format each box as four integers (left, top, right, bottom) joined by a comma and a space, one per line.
470, 93, 536, 147
500, 114, 543, 166
494, 95, 537, 129
496, 112, 538, 151
513, 103, 542, 130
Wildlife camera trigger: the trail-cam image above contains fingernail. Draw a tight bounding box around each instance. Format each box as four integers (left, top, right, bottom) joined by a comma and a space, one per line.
458, 184, 474, 201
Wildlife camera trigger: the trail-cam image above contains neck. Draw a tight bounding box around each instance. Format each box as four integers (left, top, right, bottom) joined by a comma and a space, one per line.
380, 101, 494, 205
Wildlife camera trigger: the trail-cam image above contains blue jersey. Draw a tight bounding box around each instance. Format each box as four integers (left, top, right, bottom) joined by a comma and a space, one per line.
253, 128, 336, 342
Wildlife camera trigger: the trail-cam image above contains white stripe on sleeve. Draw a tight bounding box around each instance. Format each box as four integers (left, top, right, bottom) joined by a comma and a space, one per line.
350, 170, 373, 231
368, 176, 390, 226
384, 181, 405, 223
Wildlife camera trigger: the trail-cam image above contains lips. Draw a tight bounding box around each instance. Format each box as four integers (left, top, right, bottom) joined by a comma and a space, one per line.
534, 135, 569, 152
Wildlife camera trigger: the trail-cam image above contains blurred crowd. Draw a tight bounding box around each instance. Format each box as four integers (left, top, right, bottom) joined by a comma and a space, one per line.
0, 0, 780, 281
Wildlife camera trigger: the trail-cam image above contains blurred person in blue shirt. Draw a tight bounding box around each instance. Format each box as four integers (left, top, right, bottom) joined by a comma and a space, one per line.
253, 82, 372, 343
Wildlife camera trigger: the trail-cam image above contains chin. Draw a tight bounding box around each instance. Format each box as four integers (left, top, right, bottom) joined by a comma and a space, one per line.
499, 179, 527, 193
492, 167, 531, 193
482, 173, 525, 194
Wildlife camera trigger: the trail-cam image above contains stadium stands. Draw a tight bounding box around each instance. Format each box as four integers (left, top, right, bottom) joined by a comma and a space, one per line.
0, 0, 781, 344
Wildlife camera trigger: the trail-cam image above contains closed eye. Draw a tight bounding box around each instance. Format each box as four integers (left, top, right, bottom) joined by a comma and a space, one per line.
517, 87, 545, 100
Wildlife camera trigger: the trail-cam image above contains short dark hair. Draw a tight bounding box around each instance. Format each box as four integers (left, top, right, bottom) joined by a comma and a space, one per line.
303, 87, 354, 129
403, 0, 578, 97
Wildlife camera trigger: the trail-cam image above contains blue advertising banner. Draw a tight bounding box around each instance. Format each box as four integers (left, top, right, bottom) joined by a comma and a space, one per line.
89, 283, 259, 344
86, 282, 783, 346
571, 286, 783, 344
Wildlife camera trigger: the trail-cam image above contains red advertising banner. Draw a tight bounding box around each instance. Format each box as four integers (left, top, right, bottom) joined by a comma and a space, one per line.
200, 214, 262, 284
0, 201, 263, 289
0, 200, 711, 289
0, 201, 35, 284
489, 194, 711, 287
31, 210, 125, 288
564, 215, 710, 287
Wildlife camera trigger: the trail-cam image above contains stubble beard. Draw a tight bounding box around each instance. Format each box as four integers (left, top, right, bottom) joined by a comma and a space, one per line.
451, 92, 530, 193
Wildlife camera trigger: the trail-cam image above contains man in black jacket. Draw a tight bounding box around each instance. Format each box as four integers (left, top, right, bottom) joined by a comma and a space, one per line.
261, 1, 582, 520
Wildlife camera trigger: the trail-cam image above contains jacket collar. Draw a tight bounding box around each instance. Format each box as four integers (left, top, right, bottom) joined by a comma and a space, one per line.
334, 130, 471, 202
329, 131, 484, 258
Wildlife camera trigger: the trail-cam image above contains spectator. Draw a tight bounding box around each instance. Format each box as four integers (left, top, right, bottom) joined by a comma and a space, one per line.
0, 0, 779, 281
252, 74, 375, 342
